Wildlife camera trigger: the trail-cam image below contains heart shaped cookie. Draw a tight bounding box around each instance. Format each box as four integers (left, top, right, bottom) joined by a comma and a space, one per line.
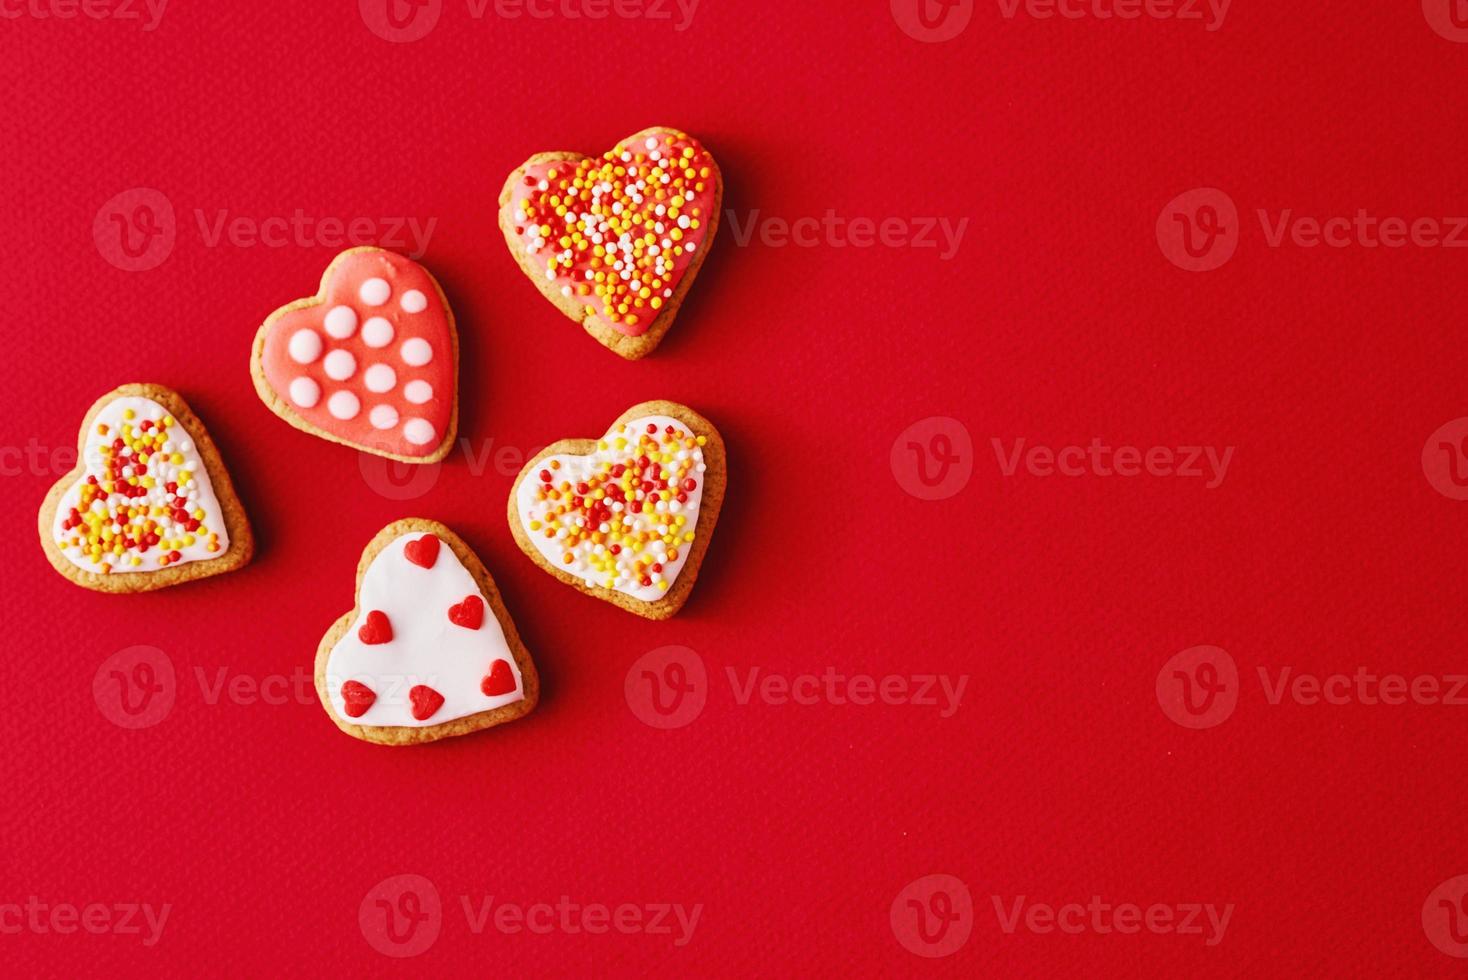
38, 384, 254, 592
507, 400, 725, 620
251, 247, 458, 462
315, 519, 539, 745
498, 127, 723, 360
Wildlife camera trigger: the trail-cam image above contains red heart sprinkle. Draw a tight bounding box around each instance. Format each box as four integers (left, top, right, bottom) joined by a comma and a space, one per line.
358, 610, 393, 645
404, 535, 440, 569
341, 680, 376, 718
410, 684, 445, 721
481, 660, 516, 697
448, 594, 484, 630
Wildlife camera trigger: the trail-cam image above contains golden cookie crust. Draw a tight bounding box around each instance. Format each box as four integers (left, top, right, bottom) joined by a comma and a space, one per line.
249, 246, 459, 464
497, 126, 724, 360
37, 383, 255, 593
314, 518, 540, 745
506, 400, 726, 620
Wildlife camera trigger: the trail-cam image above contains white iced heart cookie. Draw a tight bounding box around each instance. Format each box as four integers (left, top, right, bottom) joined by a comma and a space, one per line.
315, 519, 538, 745
507, 400, 726, 620
38, 384, 253, 592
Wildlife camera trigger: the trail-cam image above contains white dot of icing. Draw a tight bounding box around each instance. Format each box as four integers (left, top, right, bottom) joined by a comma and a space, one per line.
369, 404, 399, 430
359, 278, 390, 306
401, 289, 427, 313
288, 329, 322, 364
323, 306, 358, 339
403, 380, 433, 404
361, 316, 394, 348
288, 377, 320, 408
400, 338, 433, 366
364, 363, 397, 393
327, 390, 360, 420
403, 418, 435, 445
323, 349, 357, 381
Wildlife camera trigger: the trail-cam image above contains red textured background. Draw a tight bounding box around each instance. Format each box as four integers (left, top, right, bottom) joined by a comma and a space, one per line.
4, 0, 1468, 974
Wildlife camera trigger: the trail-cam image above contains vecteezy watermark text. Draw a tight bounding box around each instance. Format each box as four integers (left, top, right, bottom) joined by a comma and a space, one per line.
725, 210, 969, 261
0, 898, 170, 947
461, 896, 700, 946
193, 209, 436, 258
727, 667, 967, 718
0, 0, 168, 30
1159, 188, 1468, 272
1157, 646, 1468, 730
625, 648, 969, 730
993, 438, 1234, 489
992, 895, 1233, 946
93, 187, 438, 272
996, 0, 1230, 31
359, 0, 699, 42
357, 874, 700, 958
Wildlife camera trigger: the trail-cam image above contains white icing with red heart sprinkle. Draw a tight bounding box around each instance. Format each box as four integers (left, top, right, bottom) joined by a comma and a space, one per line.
325, 532, 525, 728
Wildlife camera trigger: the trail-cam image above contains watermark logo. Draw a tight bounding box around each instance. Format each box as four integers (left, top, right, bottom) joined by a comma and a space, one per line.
359, 452, 444, 501
625, 645, 707, 729
93, 187, 175, 272
1424, 875, 1468, 957
1422, 418, 1468, 501
1157, 188, 1238, 272
891, 0, 974, 42
358, 437, 546, 500
891, 417, 974, 500
891, 874, 973, 958
359, 0, 442, 42
360, 874, 442, 958
93, 645, 176, 730
1163, 190, 1468, 268
1156, 645, 1238, 729
1423, 0, 1468, 42
95, 189, 436, 271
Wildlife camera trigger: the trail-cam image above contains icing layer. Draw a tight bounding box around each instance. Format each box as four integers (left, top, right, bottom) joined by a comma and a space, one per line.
51, 396, 230, 574
502, 129, 717, 337
261, 250, 454, 458
515, 415, 707, 601
324, 532, 526, 728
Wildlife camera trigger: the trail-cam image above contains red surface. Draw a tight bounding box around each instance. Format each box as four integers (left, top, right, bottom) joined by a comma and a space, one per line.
4, 1, 1468, 975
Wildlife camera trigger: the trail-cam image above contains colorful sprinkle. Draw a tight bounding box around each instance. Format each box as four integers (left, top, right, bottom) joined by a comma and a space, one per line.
511, 130, 715, 337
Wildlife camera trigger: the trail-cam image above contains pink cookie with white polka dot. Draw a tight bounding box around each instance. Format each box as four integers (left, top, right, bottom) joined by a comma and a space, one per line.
251, 247, 458, 462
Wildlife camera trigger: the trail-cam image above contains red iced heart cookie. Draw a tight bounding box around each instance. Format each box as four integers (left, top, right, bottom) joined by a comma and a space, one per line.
449, 595, 483, 630
409, 684, 444, 721
251, 247, 459, 462
481, 660, 515, 697
315, 519, 541, 746
404, 534, 440, 569
358, 610, 393, 645
498, 127, 723, 360
508, 400, 727, 620
341, 680, 377, 718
